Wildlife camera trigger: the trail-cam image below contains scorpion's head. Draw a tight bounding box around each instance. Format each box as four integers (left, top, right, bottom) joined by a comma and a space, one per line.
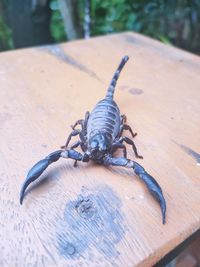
88, 133, 110, 160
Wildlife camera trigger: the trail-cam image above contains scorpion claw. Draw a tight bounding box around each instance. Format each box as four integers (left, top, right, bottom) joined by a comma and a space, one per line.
133, 162, 166, 224
103, 156, 166, 224
20, 150, 63, 204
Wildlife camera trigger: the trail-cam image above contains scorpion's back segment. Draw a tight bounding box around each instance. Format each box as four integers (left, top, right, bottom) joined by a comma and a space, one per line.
20, 56, 167, 224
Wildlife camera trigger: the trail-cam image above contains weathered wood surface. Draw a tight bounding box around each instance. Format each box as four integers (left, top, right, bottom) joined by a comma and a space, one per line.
0, 32, 200, 267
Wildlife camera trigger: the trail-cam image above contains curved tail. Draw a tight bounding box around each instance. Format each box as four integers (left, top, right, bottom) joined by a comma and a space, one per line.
106, 55, 129, 99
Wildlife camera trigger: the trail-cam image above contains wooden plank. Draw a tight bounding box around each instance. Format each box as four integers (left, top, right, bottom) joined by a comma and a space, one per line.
0, 32, 200, 267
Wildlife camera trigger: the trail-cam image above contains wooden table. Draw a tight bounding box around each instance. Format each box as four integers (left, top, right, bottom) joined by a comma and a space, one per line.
0, 32, 200, 267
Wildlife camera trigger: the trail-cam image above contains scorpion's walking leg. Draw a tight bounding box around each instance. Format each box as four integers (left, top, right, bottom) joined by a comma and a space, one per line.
104, 156, 166, 224
119, 136, 143, 159
71, 111, 90, 130
121, 114, 127, 123
122, 124, 137, 138
61, 129, 80, 149
70, 141, 82, 150
111, 142, 127, 158
118, 115, 137, 138
69, 141, 85, 167
62, 112, 89, 149
20, 149, 89, 204
71, 120, 84, 130
118, 115, 126, 137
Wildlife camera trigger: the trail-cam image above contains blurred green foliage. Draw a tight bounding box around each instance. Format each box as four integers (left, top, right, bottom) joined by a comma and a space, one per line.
0, 0, 200, 54
49, 0, 200, 54
50, 0, 66, 41
0, 15, 13, 50
93, 0, 200, 53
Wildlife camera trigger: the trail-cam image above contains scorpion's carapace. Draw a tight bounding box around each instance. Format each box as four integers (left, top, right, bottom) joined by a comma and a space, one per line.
20, 56, 167, 224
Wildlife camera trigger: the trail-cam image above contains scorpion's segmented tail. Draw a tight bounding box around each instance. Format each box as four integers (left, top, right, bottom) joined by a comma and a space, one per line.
106, 55, 129, 99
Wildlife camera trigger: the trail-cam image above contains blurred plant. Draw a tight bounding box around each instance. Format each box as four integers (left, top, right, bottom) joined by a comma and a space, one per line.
91, 0, 132, 34
0, 16, 13, 50
90, 0, 200, 53
0, 0, 200, 54
50, 0, 83, 41
129, 0, 200, 53
50, 0, 66, 41
49, 0, 200, 53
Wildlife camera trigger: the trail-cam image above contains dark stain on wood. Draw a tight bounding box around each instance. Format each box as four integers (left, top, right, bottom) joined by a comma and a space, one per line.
56, 184, 125, 260
120, 85, 143, 95
129, 88, 143, 95
75, 198, 97, 219
179, 144, 200, 164
173, 140, 200, 164
38, 45, 102, 82
57, 233, 76, 257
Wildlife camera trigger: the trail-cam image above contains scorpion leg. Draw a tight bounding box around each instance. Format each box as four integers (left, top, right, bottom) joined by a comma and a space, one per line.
104, 156, 166, 224
119, 136, 143, 159
118, 115, 126, 137
71, 111, 90, 131
118, 115, 137, 138
66, 111, 89, 151
20, 149, 89, 204
121, 114, 127, 123
70, 140, 82, 150
71, 120, 84, 130
111, 142, 127, 158
122, 124, 137, 138
61, 129, 80, 149
70, 140, 86, 153
70, 141, 85, 167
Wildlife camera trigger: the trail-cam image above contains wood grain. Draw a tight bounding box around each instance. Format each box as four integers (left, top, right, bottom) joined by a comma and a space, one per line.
0, 32, 200, 267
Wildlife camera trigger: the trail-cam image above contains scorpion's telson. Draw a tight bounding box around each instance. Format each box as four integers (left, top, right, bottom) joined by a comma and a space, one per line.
20, 56, 167, 224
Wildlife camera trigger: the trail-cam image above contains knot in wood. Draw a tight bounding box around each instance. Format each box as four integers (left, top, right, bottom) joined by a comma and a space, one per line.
75, 198, 96, 219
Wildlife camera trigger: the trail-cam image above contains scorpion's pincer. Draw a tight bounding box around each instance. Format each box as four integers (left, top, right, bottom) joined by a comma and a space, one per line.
133, 162, 166, 224
20, 150, 63, 205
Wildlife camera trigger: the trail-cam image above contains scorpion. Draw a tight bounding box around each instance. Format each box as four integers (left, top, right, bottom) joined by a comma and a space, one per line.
20, 56, 166, 224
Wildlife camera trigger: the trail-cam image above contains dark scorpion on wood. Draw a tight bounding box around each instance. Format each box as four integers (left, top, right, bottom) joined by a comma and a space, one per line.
20, 56, 166, 224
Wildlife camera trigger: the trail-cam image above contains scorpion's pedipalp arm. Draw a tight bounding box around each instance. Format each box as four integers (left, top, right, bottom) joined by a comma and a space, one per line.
20, 149, 88, 205
133, 162, 166, 224
20, 150, 63, 205
104, 156, 166, 224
